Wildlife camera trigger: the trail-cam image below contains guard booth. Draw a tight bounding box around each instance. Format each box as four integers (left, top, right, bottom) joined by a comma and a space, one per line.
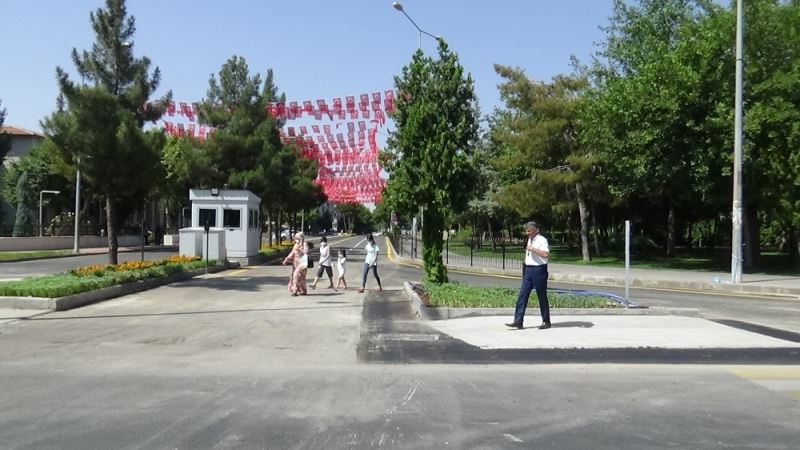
179, 189, 261, 265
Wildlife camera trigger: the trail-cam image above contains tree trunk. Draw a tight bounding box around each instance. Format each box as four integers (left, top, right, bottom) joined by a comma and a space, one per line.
106, 196, 118, 265
591, 201, 601, 256
267, 209, 273, 247
421, 207, 447, 283
686, 221, 693, 250
575, 181, 591, 261
666, 199, 675, 258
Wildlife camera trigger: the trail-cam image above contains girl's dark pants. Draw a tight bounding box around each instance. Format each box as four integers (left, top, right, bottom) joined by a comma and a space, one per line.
362, 263, 381, 287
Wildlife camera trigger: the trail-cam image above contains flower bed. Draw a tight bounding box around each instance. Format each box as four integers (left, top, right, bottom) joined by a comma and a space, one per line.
0, 256, 213, 298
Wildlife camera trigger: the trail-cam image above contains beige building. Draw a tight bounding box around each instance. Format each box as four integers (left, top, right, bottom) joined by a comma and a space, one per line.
1, 125, 44, 227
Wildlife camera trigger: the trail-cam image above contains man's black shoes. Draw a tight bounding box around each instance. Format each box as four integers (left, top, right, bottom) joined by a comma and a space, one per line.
538, 323, 551, 330
505, 322, 523, 330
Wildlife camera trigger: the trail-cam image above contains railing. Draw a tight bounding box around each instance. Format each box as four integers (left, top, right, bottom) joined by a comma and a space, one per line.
389, 233, 527, 271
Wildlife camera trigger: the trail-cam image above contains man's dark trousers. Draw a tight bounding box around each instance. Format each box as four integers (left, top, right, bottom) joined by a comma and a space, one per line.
514, 264, 550, 326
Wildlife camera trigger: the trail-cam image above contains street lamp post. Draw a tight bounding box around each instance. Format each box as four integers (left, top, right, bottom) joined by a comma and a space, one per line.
392, 2, 440, 240
732, 0, 744, 283
39, 190, 61, 237
392, 2, 442, 50
73, 157, 81, 253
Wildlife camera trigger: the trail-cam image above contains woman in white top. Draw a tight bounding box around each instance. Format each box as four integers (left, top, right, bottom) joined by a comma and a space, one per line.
311, 236, 336, 290
359, 234, 382, 293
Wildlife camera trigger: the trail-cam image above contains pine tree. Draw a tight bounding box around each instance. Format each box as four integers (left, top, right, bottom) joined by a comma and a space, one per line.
42, 0, 168, 264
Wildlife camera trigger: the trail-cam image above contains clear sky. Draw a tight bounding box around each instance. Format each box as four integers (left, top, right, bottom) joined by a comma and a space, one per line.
1, 0, 615, 133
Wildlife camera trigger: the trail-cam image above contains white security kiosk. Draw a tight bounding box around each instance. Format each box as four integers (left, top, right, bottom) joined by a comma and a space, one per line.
179, 189, 261, 265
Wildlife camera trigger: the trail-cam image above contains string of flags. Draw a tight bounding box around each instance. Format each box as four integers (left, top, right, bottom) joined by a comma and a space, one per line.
159, 89, 395, 204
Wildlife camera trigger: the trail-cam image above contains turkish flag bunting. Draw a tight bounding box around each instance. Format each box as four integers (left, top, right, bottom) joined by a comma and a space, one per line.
372, 92, 381, 103
312, 125, 320, 133
167, 101, 176, 116
346, 96, 355, 111
276, 102, 286, 118
163, 121, 174, 133
360, 94, 369, 107
333, 98, 342, 114
188, 124, 195, 136
299, 126, 307, 135
323, 125, 331, 135
317, 99, 328, 113
362, 110, 370, 119
349, 111, 358, 120
347, 122, 355, 133
287, 127, 296, 137
303, 101, 313, 113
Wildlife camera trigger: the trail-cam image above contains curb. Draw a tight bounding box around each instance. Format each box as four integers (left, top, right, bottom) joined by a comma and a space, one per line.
384, 237, 800, 300
402, 281, 699, 321
0, 261, 238, 312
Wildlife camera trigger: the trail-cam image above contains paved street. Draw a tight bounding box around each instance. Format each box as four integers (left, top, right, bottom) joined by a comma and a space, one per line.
0, 248, 179, 280
1, 239, 799, 448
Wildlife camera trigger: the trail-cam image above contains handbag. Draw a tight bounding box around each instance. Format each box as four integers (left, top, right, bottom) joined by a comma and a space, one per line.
299, 254, 309, 269
308, 256, 314, 268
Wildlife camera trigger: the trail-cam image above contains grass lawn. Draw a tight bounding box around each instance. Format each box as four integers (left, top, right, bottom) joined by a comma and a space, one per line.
0, 250, 73, 262
422, 282, 620, 309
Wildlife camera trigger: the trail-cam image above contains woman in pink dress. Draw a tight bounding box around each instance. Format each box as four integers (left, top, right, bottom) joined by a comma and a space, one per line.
282, 232, 309, 296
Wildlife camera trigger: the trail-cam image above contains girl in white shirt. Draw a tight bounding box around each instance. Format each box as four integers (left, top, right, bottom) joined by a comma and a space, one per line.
336, 249, 348, 290
311, 236, 336, 291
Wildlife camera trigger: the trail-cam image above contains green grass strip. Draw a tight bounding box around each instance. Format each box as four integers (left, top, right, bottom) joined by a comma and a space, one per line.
0, 250, 73, 261
422, 281, 619, 309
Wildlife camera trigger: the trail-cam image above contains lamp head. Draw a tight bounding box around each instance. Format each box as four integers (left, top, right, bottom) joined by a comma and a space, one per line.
392, 2, 404, 11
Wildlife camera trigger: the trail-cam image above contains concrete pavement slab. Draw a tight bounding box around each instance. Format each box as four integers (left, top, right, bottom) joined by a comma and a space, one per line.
425, 315, 800, 350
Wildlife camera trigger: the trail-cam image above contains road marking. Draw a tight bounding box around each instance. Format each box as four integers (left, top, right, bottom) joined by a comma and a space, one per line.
730, 367, 800, 401
227, 269, 248, 276
502, 434, 523, 443
350, 237, 367, 251
378, 333, 440, 341
402, 379, 422, 405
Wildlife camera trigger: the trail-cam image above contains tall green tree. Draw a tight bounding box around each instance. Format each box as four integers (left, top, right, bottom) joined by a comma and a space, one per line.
383, 41, 480, 283
582, 0, 717, 258
492, 67, 599, 261
43, 0, 168, 264
195, 58, 322, 245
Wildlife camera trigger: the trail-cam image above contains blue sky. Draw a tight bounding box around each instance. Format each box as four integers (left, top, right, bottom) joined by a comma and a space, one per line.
1, 0, 615, 133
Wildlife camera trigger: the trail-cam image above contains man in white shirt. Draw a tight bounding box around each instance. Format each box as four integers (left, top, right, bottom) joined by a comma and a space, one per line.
506, 221, 551, 330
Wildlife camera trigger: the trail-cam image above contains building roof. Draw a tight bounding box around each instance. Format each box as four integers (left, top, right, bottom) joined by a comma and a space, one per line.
0, 125, 44, 138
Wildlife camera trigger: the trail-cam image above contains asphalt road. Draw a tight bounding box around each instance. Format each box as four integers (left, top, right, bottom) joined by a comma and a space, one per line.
0, 257, 798, 449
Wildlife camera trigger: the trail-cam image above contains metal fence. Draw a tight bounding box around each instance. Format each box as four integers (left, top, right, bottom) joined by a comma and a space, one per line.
389, 233, 527, 271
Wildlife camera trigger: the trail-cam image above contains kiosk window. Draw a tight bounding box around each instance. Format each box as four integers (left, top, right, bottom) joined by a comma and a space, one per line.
198, 208, 217, 227
223, 209, 241, 228
248, 209, 259, 229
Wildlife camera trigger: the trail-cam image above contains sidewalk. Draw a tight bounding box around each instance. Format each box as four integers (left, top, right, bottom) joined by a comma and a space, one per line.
385, 238, 800, 299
